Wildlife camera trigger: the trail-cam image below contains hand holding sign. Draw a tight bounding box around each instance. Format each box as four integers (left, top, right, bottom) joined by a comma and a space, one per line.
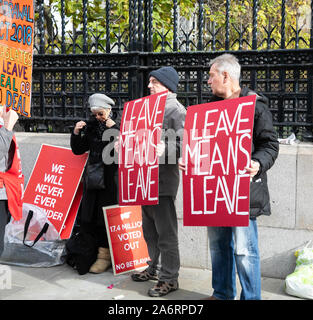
178, 157, 186, 172
245, 160, 260, 178
156, 140, 165, 157
2, 108, 18, 131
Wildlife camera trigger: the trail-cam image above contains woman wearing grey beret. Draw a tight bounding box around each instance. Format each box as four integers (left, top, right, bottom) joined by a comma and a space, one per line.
68, 93, 119, 274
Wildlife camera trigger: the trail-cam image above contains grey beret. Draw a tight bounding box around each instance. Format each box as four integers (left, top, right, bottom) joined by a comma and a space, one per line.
88, 93, 115, 109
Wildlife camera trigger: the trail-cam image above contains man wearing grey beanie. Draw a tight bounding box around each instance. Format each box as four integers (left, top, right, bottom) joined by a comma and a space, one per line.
131, 66, 186, 297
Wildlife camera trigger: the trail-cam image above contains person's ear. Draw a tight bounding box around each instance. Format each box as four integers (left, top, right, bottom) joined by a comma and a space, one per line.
222, 71, 229, 83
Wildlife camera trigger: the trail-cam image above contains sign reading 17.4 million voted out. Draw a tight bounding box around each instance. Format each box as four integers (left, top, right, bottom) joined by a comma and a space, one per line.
0, 0, 34, 116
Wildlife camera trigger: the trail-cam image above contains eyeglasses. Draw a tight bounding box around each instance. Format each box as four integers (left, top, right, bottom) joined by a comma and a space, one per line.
93, 112, 105, 117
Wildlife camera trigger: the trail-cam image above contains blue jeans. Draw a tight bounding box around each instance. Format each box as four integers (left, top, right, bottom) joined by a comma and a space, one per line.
207, 219, 261, 300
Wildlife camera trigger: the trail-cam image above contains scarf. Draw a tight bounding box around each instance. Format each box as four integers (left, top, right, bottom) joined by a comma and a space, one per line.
94, 120, 107, 140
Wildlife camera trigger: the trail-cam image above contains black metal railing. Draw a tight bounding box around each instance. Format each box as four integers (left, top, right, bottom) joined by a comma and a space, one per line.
32, 0, 313, 54
17, 0, 313, 140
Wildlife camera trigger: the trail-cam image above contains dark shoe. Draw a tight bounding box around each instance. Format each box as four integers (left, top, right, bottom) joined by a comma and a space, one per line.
131, 269, 158, 282
148, 280, 179, 297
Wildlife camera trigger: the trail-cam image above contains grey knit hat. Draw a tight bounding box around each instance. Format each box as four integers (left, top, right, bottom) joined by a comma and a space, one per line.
149, 66, 179, 93
88, 93, 115, 109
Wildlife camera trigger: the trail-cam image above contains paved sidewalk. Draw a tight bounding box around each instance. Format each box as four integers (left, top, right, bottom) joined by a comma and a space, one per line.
0, 263, 302, 300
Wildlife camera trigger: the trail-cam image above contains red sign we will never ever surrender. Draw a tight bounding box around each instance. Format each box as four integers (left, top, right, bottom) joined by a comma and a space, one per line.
23, 144, 87, 239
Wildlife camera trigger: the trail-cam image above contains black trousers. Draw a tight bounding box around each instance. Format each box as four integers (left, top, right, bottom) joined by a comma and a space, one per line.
0, 200, 10, 257
79, 221, 109, 249
142, 196, 180, 282
79, 188, 117, 249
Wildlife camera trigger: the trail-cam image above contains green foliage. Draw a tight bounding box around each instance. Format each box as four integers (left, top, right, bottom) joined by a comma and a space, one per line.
39, 0, 311, 53
203, 0, 311, 50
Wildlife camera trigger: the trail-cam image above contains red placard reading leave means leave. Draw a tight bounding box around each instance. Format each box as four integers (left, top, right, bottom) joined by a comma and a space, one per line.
118, 91, 167, 206
182, 95, 256, 227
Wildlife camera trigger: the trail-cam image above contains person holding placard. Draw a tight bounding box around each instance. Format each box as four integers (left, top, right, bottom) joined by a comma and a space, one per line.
180, 54, 279, 300
130, 67, 186, 297
69, 93, 119, 274
0, 107, 20, 257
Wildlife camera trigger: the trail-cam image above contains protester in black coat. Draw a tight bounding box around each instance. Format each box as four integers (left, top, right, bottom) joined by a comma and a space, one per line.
205, 54, 278, 300
179, 53, 279, 300
210, 86, 279, 219
69, 93, 119, 274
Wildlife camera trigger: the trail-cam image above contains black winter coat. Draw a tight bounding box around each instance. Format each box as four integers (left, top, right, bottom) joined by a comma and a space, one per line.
70, 119, 119, 224
211, 87, 279, 218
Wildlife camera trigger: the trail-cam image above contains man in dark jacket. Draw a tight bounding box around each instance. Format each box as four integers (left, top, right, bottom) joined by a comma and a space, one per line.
180, 53, 279, 300
131, 67, 186, 297
207, 54, 278, 300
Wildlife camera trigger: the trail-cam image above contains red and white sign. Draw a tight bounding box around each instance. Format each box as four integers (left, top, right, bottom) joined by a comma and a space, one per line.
182, 95, 256, 227
103, 205, 150, 275
23, 144, 88, 239
118, 91, 167, 205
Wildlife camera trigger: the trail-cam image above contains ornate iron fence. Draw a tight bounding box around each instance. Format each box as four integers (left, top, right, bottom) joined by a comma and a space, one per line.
17, 0, 313, 140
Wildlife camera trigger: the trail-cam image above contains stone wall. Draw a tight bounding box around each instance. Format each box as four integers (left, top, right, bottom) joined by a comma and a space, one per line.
16, 133, 313, 279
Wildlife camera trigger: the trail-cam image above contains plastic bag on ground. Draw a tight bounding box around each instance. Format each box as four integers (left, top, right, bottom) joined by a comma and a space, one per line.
0, 203, 66, 267
285, 242, 313, 299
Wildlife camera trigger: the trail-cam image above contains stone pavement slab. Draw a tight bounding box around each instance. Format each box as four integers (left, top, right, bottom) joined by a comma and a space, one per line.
0, 263, 303, 301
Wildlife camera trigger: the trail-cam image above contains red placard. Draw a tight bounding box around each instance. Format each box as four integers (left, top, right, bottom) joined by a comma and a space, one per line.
103, 205, 150, 275
23, 144, 88, 239
182, 95, 256, 227
60, 182, 83, 239
118, 91, 167, 205
0, 0, 34, 117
